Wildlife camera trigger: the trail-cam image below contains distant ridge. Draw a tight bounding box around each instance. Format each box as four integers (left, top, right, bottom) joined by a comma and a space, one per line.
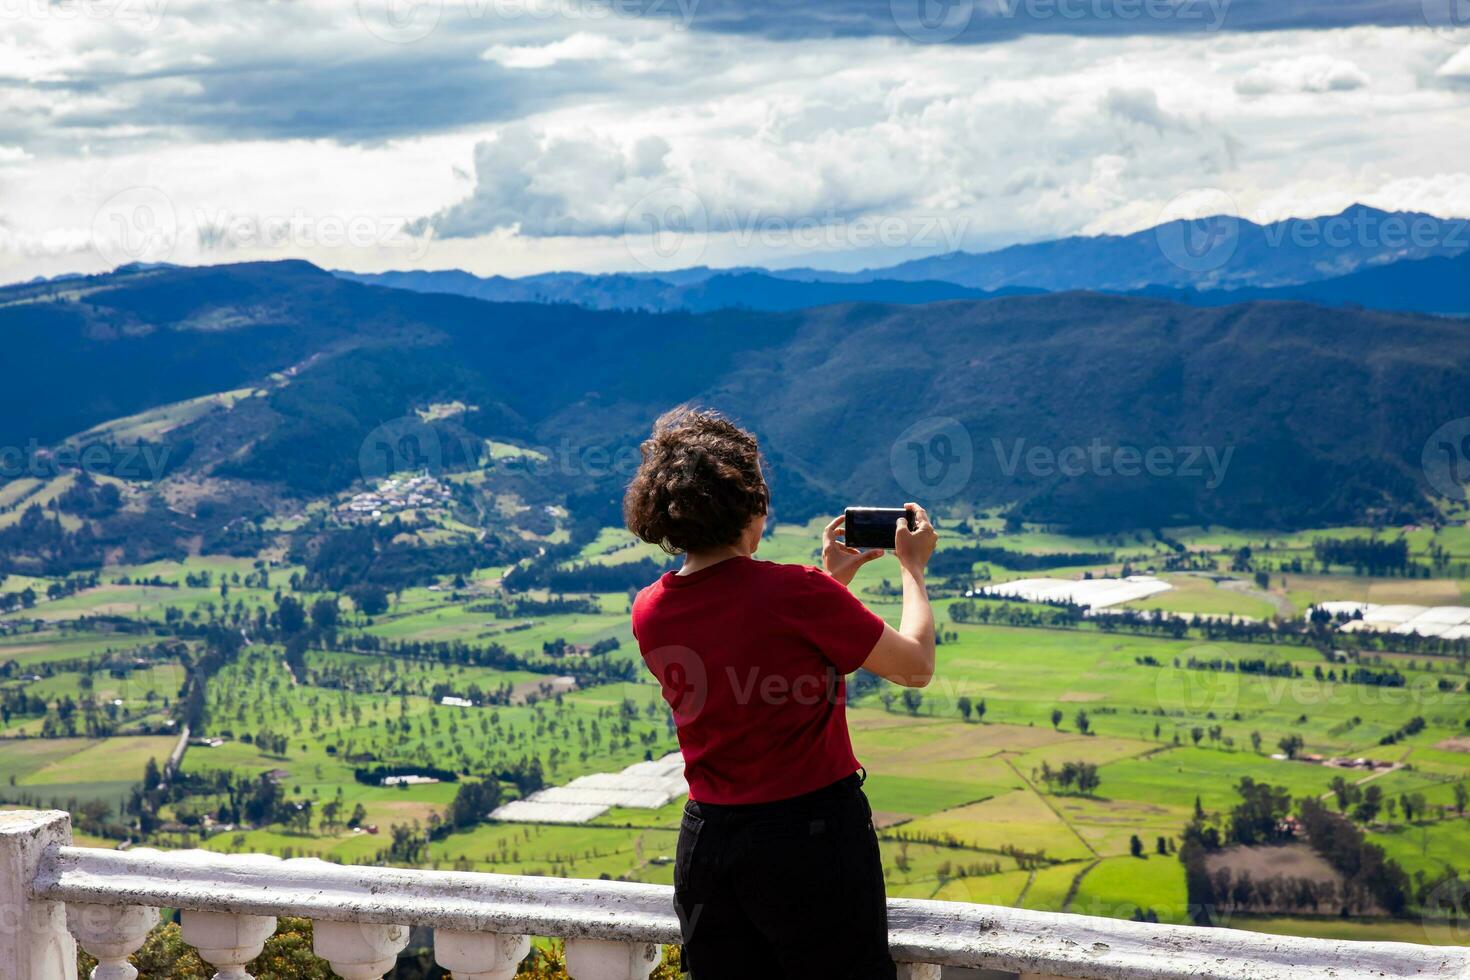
336, 268, 1041, 313
5, 259, 1469, 533
1129, 251, 1470, 317
336, 204, 1467, 314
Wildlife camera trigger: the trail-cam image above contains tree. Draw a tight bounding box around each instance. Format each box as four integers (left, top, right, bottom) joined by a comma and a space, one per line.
956, 696, 973, 722
1277, 733, 1304, 760
276, 596, 307, 635
446, 779, 502, 831
1074, 710, 1091, 736
349, 584, 390, 617
310, 597, 340, 632
1352, 785, 1383, 825
975, 698, 987, 723
1250, 731, 1263, 754
901, 689, 924, 716
1130, 835, 1145, 858
1190, 726, 1204, 746
1050, 708, 1064, 730
1455, 783, 1468, 817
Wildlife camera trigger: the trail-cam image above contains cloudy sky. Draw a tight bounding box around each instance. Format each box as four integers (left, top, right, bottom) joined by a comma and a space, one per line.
1, 0, 1467, 282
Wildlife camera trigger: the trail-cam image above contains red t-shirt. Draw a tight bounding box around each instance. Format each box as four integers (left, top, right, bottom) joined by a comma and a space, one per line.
631, 556, 887, 805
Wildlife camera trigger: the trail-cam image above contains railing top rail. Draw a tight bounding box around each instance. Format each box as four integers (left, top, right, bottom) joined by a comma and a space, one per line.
31, 843, 1470, 980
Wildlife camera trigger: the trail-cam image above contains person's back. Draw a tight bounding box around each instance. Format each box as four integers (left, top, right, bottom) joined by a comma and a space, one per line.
632, 556, 885, 805
623, 407, 939, 980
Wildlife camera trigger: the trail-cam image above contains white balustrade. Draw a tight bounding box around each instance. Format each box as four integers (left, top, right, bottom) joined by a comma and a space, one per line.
66, 902, 158, 980
312, 920, 411, 979
4, 811, 1468, 980
433, 929, 531, 980
180, 910, 277, 980
564, 937, 660, 980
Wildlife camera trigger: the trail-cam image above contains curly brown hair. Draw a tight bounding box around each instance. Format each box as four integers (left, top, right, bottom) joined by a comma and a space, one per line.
624, 407, 769, 555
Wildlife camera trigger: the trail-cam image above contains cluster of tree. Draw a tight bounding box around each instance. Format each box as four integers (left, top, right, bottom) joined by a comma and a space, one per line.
541, 637, 620, 658
1313, 537, 1411, 576
1205, 867, 1378, 916
1378, 715, 1426, 745
486, 756, 547, 798
297, 522, 517, 592
241, 731, 291, 756
1181, 779, 1412, 920
1419, 871, 1470, 923
503, 552, 673, 594
353, 764, 458, 786
926, 545, 1113, 577
0, 686, 48, 722
469, 595, 602, 618
427, 680, 520, 707
54, 473, 123, 518
444, 778, 502, 831
0, 500, 193, 576
0, 588, 38, 612
173, 626, 245, 733
1037, 761, 1101, 795
947, 600, 1084, 629
340, 633, 638, 686
1181, 656, 1300, 679
1296, 798, 1410, 916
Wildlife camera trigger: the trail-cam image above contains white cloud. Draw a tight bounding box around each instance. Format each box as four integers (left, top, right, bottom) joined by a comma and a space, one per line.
1235, 55, 1370, 95
1437, 46, 1470, 80
1, 17, 1468, 282
482, 32, 625, 68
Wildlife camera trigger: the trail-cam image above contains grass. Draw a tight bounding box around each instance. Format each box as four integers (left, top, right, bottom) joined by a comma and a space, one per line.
1070, 855, 1189, 923
1121, 574, 1278, 620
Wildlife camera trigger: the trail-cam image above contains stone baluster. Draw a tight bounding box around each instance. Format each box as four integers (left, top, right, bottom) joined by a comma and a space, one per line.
312, 920, 410, 980
564, 938, 660, 980
433, 929, 530, 980
181, 910, 277, 979
66, 902, 158, 980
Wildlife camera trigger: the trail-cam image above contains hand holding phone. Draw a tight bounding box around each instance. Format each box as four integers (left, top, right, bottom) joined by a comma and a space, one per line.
892, 502, 938, 575
842, 506, 915, 549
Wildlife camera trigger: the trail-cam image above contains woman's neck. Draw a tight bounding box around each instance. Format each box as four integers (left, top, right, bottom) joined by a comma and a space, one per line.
678, 544, 752, 576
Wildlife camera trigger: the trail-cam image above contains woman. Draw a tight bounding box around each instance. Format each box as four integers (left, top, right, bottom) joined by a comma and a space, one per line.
624, 407, 938, 980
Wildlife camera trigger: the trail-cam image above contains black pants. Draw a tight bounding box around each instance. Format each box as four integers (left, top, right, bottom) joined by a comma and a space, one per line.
674, 774, 897, 980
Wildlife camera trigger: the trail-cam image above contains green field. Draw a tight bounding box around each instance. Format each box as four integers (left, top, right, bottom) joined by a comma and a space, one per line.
2, 518, 1468, 951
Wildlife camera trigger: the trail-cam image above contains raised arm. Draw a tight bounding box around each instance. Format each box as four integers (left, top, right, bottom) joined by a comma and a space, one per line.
860, 503, 938, 688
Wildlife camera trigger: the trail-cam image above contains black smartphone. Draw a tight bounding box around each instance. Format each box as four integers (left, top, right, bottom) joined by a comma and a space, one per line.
843, 506, 914, 550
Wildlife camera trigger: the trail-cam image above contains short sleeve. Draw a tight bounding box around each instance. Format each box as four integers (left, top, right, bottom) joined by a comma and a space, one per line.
778, 567, 888, 675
